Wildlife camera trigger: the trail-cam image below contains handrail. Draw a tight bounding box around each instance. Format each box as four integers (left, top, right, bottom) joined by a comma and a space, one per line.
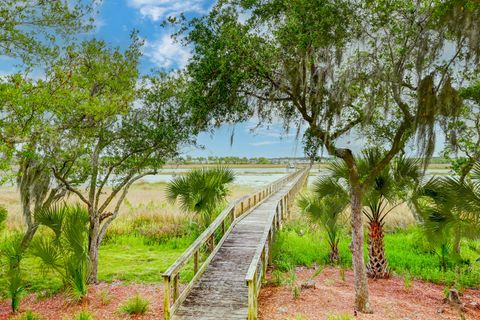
245, 167, 310, 320
162, 168, 305, 320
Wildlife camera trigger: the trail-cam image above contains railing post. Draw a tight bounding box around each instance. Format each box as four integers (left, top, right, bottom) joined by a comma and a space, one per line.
209, 234, 215, 252
194, 250, 199, 274
173, 274, 180, 303
268, 230, 273, 266
261, 248, 266, 281
247, 275, 257, 320
240, 202, 244, 215
163, 276, 171, 320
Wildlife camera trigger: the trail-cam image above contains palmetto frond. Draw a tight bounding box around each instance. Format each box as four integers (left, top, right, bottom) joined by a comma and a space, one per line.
31, 203, 90, 299
30, 236, 63, 273
414, 172, 480, 244
62, 205, 89, 262
298, 194, 345, 241
34, 204, 67, 240
313, 176, 349, 204
167, 167, 235, 226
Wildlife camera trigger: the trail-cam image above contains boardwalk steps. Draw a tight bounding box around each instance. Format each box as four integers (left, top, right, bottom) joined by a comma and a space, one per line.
162, 168, 310, 320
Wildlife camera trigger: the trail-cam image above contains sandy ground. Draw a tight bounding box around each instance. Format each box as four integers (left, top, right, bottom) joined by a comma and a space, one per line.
259, 266, 480, 320
2, 267, 479, 319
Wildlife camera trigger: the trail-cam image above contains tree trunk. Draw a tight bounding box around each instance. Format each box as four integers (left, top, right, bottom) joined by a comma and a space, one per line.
350, 185, 372, 313
366, 221, 389, 279
329, 243, 340, 264
453, 227, 461, 255
20, 224, 38, 251
88, 217, 100, 284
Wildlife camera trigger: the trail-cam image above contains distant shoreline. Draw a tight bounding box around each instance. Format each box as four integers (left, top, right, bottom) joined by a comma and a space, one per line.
162, 163, 451, 170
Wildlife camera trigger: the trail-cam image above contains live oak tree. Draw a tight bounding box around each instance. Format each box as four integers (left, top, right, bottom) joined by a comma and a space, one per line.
0, 0, 94, 65
0, 0, 94, 250
179, 0, 480, 312
445, 79, 480, 180
38, 38, 195, 283
0, 0, 93, 171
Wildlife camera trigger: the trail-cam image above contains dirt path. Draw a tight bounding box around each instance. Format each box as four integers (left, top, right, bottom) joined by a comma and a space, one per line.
258, 266, 480, 320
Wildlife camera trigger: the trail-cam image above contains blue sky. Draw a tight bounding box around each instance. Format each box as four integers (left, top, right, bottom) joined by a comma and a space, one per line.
1, 0, 445, 158
92, 0, 384, 158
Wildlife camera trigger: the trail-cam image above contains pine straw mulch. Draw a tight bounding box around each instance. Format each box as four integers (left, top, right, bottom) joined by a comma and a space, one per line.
1, 268, 479, 319
258, 266, 480, 320
0, 282, 164, 320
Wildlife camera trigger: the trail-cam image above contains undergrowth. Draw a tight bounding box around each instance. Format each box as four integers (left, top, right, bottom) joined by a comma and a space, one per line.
119, 294, 150, 315
272, 220, 480, 288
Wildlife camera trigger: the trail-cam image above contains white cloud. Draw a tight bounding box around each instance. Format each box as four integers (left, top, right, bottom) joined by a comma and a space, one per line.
127, 0, 209, 21
144, 34, 191, 69
250, 140, 282, 147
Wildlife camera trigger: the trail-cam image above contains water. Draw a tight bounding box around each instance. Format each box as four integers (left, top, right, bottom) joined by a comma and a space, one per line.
141, 167, 454, 189
141, 167, 296, 187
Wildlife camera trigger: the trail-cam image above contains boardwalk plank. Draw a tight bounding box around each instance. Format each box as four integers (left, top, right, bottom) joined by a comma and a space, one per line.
172, 178, 299, 320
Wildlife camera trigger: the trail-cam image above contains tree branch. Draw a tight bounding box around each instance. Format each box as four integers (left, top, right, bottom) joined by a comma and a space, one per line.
52, 168, 91, 206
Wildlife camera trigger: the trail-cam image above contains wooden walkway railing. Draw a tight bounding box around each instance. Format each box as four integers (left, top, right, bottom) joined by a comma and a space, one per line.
245, 168, 309, 319
162, 167, 310, 320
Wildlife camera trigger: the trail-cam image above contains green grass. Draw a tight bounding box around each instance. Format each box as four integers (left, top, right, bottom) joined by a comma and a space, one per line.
0, 233, 195, 297
119, 294, 150, 315
272, 222, 480, 288
272, 221, 352, 271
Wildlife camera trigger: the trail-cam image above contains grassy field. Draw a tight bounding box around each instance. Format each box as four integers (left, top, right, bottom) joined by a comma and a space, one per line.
0, 182, 253, 232
0, 234, 196, 296
0, 182, 254, 297
272, 214, 480, 289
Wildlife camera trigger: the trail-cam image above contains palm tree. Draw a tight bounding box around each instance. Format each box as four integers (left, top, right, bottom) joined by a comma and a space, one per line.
314, 148, 422, 278
298, 193, 348, 263
166, 167, 235, 227
413, 163, 480, 270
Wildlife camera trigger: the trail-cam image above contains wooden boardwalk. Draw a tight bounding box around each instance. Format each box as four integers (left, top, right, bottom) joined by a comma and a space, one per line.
163, 169, 309, 320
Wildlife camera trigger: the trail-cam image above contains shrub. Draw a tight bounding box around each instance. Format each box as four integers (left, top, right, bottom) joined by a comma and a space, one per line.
74, 310, 94, 320
404, 273, 412, 290
98, 289, 111, 305
1, 234, 25, 312
119, 294, 150, 315
0, 205, 7, 231
291, 285, 301, 299
14, 310, 43, 320
31, 204, 90, 301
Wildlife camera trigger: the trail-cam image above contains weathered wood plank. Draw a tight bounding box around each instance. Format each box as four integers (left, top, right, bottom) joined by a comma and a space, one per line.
170, 173, 304, 320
